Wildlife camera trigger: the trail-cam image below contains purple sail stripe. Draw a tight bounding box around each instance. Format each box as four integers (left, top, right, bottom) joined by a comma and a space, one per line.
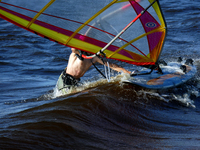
130, 1, 162, 52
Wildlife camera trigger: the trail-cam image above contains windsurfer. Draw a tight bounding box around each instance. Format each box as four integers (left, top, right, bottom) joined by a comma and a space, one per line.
61, 48, 131, 88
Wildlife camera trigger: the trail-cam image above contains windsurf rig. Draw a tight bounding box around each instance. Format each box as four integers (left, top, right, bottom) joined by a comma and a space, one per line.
0, 0, 167, 78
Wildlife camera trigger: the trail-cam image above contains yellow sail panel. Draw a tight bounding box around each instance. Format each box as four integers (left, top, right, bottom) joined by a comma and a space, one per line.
150, 0, 166, 28
0, 8, 29, 27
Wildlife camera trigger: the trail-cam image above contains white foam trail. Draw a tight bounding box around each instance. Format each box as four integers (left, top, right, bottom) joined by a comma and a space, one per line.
171, 93, 196, 108
51, 69, 199, 109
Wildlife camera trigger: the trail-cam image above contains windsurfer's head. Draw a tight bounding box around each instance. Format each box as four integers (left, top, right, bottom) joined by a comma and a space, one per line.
71, 48, 79, 53
71, 48, 91, 56
81, 51, 92, 56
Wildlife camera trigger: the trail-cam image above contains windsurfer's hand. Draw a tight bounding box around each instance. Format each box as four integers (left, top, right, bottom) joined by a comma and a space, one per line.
130, 70, 140, 76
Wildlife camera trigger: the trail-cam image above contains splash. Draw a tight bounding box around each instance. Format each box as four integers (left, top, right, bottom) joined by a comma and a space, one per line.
119, 70, 199, 108
51, 75, 119, 98
170, 93, 196, 108
51, 68, 199, 109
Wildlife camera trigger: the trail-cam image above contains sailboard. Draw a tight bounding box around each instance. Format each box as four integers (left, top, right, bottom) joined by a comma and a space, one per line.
0, 0, 195, 90
123, 59, 197, 89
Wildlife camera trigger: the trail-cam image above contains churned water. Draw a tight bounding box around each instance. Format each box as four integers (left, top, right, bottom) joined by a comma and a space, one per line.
0, 0, 200, 149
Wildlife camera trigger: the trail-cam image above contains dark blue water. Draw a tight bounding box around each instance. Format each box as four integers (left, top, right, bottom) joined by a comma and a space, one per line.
0, 0, 200, 149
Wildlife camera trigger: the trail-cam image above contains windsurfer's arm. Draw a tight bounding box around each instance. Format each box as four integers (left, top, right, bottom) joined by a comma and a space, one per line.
108, 63, 131, 74
94, 57, 131, 74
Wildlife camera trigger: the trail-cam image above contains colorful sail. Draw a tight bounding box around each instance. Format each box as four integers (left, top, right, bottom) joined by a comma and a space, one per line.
0, 0, 167, 66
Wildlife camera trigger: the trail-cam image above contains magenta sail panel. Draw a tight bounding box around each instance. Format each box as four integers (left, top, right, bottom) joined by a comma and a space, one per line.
130, 1, 162, 53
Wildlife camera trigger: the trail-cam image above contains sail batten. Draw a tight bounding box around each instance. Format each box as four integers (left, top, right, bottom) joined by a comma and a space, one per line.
0, 0, 166, 66
26, 0, 55, 28
65, 0, 118, 45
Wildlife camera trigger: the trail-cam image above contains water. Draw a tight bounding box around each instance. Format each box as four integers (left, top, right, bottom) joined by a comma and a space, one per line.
0, 0, 200, 149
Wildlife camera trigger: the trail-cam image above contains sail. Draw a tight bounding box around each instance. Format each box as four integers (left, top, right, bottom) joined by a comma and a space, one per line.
0, 0, 167, 66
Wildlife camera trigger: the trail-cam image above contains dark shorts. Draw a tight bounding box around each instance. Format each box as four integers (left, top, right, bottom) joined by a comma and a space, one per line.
57, 69, 80, 91
62, 70, 80, 86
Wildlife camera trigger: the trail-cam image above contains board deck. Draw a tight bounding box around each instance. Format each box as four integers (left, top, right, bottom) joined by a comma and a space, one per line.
122, 62, 197, 89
